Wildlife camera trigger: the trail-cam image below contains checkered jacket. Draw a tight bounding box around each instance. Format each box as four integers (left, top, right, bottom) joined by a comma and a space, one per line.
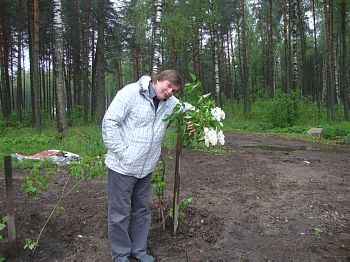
102, 76, 179, 178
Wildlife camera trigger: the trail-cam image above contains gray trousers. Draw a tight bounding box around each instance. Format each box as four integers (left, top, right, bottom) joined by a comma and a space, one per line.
108, 169, 152, 262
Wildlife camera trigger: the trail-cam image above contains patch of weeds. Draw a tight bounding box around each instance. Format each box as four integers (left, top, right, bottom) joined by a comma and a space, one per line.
0, 253, 6, 262
24, 239, 38, 251
206, 145, 234, 156
313, 225, 325, 236
168, 197, 193, 226
21, 162, 55, 197
55, 205, 66, 214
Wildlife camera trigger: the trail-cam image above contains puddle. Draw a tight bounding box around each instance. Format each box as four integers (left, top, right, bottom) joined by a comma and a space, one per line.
242, 145, 307, 152
242, 144, 350, 154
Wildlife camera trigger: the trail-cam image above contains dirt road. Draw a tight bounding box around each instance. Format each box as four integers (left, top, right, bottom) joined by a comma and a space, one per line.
1, 131, 349, 261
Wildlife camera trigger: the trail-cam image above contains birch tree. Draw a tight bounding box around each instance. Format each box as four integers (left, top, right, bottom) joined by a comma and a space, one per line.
53, 0, 67, 135
290, 0, 299, 90
152, 0, 163, 75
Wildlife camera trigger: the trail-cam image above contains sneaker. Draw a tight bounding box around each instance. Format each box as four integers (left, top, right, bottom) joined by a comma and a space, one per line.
135, 254, 155, 262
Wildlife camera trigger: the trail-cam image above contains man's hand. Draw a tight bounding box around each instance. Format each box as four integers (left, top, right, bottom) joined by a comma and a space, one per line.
187, 121, 196, 133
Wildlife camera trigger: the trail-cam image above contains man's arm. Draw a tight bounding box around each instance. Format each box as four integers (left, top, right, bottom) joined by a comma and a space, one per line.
102, 89, 131, 158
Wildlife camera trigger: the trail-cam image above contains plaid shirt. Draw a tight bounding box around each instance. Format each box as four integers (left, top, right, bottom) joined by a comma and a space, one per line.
102, 76, 179, 178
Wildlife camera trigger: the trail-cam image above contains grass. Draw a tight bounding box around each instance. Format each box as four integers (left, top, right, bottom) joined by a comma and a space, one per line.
0, 124, 105, 169
0, 96, 349, 168
221, 96, 350, 145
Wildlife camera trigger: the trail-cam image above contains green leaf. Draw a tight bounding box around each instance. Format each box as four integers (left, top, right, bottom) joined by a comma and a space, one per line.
1, 217, 8, 224
190, 72, 196, 82
24, 239, 38, 250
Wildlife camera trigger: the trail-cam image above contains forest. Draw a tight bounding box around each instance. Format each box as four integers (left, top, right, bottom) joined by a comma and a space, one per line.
0, 0, 349, 136
1, 1, 350, 261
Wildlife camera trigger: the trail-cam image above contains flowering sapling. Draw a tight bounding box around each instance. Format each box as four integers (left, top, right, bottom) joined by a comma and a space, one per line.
165, 74, 226, 235
165, 74, 226, 148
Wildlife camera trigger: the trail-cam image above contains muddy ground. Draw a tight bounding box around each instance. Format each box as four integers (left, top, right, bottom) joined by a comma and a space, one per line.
1, 131, 349, 261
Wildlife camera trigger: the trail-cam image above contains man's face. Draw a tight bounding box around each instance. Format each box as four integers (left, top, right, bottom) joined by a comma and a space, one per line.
154, 80, 180, 100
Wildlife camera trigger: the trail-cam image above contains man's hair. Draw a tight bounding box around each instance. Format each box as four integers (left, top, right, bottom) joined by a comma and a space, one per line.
153, 69, 182, 86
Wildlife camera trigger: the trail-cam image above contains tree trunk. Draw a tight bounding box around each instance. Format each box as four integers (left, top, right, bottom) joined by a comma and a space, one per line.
225, 31, 232, 99
230, 26, 238, 101
53, 0, 67, 135
340, 0, 348, 121
212, 28, 220, 107
0, 2, 12, 119
28, 0, 41, 131
297, 0, 306, 96
172, 133, 182, 236
73, 0, 82, 106
82, 0, 91, 124
17, 0, 23, 122
240, 0, 249, 116
267, 0, 274, 97
291, 0, 299, 90
282, 0, 289, 93
91, 28, 96, 118
323, 0, 335, 121
312, 0, 320, 117
95, 0, 106, 124
65, 45, 72, 114
192, 26, 200, 80
152, 0, 163, 75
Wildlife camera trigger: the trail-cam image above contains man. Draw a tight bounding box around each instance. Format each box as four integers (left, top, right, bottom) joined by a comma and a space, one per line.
102, 70, 186, 262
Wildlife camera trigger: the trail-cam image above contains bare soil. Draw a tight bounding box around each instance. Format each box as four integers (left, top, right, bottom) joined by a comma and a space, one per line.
1, 131, 350, 261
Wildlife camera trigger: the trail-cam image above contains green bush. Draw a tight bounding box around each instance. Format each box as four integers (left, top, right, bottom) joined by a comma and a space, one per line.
321, 124, 350, 140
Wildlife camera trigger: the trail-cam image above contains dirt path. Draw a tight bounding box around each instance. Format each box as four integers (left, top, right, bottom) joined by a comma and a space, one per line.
1, 131, 349, 261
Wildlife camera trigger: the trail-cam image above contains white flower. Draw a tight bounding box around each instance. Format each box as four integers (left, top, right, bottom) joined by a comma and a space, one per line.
211, 107, 225, 122
217, 130, 225, 145
203, 127, 225, 147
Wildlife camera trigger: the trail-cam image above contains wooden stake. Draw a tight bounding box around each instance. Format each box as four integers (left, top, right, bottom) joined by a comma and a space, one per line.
172, 134, 183, 236
4, 156, 17, 258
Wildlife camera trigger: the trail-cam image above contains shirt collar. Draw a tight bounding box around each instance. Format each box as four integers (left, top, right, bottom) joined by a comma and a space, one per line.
149, 81, 157, 99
